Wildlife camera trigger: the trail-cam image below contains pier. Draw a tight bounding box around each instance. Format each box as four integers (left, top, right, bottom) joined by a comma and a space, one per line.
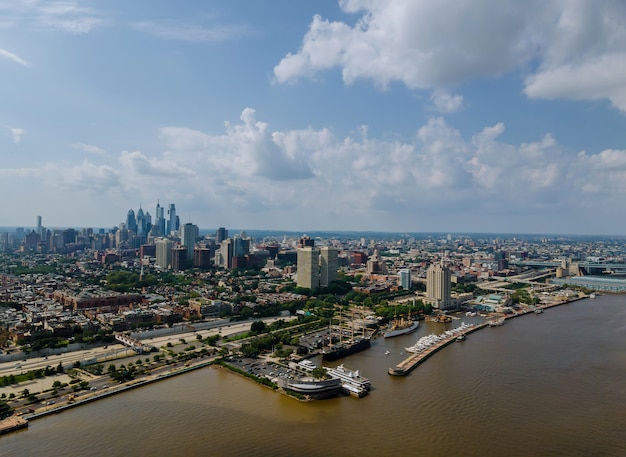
0, 416, 28, 435
388, 323, 487, 376
389, 295, 587, 376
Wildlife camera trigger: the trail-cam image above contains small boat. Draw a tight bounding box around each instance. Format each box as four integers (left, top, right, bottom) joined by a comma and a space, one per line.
456, 334, 466, 342
384, 350, 390, 355
534, 308, 544, 314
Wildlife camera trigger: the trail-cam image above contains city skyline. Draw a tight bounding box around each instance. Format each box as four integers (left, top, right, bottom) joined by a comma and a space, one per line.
2, 1, 626, 235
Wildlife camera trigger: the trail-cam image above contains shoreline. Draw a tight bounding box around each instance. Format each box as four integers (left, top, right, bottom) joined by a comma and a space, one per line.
0, 294, 593, 435
10, 358, 217, 430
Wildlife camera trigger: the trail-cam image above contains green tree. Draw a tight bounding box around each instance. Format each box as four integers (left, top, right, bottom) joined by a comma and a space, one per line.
311, 367, 328, 379
250, 320, 267, 334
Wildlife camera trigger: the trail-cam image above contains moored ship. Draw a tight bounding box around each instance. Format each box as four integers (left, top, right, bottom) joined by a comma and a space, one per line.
325, 364, 371, 391
383, 319, 419, 338
281, 377, 341, 398
321, 336, 371, 361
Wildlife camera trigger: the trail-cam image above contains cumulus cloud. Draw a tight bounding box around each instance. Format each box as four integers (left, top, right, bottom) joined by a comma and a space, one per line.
160, 108, 315, 181
119, 150, 196, 179
275, 0, 626, 112
0, 47, 30, 67
430, 91, 464, 113
44, 160, 122, 192
10, 109, 626, 231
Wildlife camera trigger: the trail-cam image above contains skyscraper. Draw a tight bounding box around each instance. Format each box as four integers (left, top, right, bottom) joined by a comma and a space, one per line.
167, 204, 177, 235
399, 268, 411, 290
126, 209, 138, 233
181, 223, 199, 259
155, 238, 173, 269
216, 227, 228, 244
319, 246, 338, 288
155, 201, 165, 236
136, 206, 147, 237
426, 263, 451, 309
297, 246, 320, 290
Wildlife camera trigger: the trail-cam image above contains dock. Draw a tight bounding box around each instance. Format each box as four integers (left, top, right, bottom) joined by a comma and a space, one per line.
388, 323, 487, 376
389, 295, 586, 376
0, 416, 28, 435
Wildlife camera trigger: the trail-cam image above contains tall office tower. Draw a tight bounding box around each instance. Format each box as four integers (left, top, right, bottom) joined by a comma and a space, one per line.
36, 216, 42, 237
126, 209, 138, 233
297, 235, 314, 248
181, 223, 199, 259
155, 201, 165, 236
194, 246, 213, 268
171, 246, 188, 272
399, 268, 411, 290
233, 235, 250, 257
426, 263, 451, 309
219, 238, 233, 269
1, 232, 8, 252
319, 246, 338, 288
167, 204, 176, 235
155, 238, 173, 269
297, 246, 320, 289
216, 227, 228, 244
136, 206, 147, 236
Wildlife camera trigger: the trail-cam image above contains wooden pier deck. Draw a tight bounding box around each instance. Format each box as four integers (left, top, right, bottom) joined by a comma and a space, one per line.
388, 323, 488, 376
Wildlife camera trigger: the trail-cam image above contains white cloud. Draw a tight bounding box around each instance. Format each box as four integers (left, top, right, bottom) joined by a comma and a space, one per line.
275, 0, 626, 112
72, 142, 105, 154
9, 127, 26, 144
430, 91, 464, 113
7, 109, 626, 232
0, 47, 29, 67
43, 160, 122, 192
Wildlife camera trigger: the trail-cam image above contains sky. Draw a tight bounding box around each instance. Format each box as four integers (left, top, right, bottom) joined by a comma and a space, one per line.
1, 0, 626, 235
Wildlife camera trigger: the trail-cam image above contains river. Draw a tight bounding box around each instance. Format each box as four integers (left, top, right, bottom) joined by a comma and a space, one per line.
1, 295, 625, 456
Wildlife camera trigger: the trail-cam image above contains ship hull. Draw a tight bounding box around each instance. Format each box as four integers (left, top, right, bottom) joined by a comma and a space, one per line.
322, 337, 371, 361
383, 321, 419, 338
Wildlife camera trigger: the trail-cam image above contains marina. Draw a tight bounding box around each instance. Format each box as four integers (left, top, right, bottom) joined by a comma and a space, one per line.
389, 322, 485, 376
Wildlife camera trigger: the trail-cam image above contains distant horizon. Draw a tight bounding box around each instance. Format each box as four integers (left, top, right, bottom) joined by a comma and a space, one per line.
2, 226, 625, 241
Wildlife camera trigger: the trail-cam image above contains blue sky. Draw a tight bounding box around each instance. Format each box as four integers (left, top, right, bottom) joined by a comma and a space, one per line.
1, 0, 626, 235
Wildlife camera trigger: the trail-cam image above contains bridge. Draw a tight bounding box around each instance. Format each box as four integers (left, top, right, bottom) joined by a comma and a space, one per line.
114, 333, 154, 353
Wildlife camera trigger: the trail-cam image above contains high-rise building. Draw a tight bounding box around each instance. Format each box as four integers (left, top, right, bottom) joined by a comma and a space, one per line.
136, 206, 147, 237
36, 216, 42, 237
171, 246, 188, 272
399, 268, 411, 290
233, 235, 250, 258
297, 246, 320, 289
126, 209, 138, 233
216, 227, 228, 244
167, 204, 177, 235
155, 238, 173, 269
426, 263, 451, 309
154, 201, 165, 236
319, 246, 338, 288
181, 223, 199, 259
218, 238, 233, 269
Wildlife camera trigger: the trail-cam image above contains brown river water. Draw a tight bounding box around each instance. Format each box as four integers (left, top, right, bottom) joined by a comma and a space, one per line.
1, 295, 625, 456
